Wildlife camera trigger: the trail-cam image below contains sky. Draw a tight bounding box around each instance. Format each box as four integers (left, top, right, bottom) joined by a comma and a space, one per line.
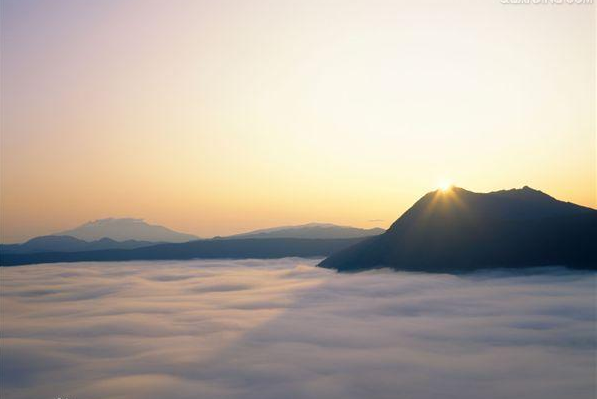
2, 259, 595, 399
1, 0, 595, 242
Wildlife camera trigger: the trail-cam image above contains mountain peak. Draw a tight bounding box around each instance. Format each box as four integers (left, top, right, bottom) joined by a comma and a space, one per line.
490, 185, 547, 196
96, 237, 118, 243
320, 186, 597, 272
83, 217, 145, 226
395, 186, 591, 230
57, 218, 198, 243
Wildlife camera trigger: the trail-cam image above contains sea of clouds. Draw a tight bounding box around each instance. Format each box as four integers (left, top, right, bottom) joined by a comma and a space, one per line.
1, 258, 595, 399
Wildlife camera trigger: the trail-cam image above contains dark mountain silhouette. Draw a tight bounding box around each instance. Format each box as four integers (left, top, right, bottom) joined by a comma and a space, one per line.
0, 238, 366, 266
319, 186, 597, 272
220, 223, 385, 240
0, 235, 157, 254
57, 218, 198, 243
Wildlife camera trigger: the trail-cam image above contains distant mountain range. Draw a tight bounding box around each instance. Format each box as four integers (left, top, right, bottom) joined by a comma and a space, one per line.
220, 223, 385, 240
0, 236, 157, 254
319, 186, 597, 272
3, 188, 594, 271
0, 238, 367, 266
1, 221, 384, 255
57, 218, 199, 243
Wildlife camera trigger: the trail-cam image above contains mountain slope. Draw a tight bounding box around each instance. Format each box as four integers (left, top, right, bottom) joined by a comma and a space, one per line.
57, 218, 198, 243
221, 223, 384, 239
319, 187, 597, 272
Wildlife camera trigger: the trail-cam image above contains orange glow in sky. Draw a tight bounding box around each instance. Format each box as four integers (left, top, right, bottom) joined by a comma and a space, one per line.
1, 0, 594, 242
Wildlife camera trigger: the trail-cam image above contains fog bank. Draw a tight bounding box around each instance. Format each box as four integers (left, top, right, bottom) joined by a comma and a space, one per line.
1, 259, 595, 399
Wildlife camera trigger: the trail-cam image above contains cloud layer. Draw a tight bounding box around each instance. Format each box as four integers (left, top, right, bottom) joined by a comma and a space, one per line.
1, 259, 595, 399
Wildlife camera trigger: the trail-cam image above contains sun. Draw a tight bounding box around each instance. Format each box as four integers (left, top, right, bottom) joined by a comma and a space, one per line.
437, 180, 453, 192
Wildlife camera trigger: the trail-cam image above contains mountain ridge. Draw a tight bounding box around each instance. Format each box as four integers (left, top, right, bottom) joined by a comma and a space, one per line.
57, 218, 199, 243
0, 237, 367, 266
0, 235, 159, 254
319, 186, 596, 272
220, 223, 385, 240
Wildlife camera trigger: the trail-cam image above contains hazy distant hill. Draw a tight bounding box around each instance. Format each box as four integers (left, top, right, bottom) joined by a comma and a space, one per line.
0, 235, 157, 254
0, 238, 366, 266
57, 218, 198, 243
221, 223, 385, 240
0, 222, 381, 257
319, 186, 597, 272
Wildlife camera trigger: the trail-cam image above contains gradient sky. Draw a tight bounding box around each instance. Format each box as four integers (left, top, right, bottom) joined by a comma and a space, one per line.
1, 0, 595, 243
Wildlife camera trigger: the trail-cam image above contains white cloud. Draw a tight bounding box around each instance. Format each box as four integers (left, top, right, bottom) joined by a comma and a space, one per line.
1, 259, 595, 399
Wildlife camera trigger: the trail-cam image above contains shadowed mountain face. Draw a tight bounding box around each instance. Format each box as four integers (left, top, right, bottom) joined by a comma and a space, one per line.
57, 218, 199, 243
0, 235, 157, 254
221, 223, 385, 239
319, 187, 597, 272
